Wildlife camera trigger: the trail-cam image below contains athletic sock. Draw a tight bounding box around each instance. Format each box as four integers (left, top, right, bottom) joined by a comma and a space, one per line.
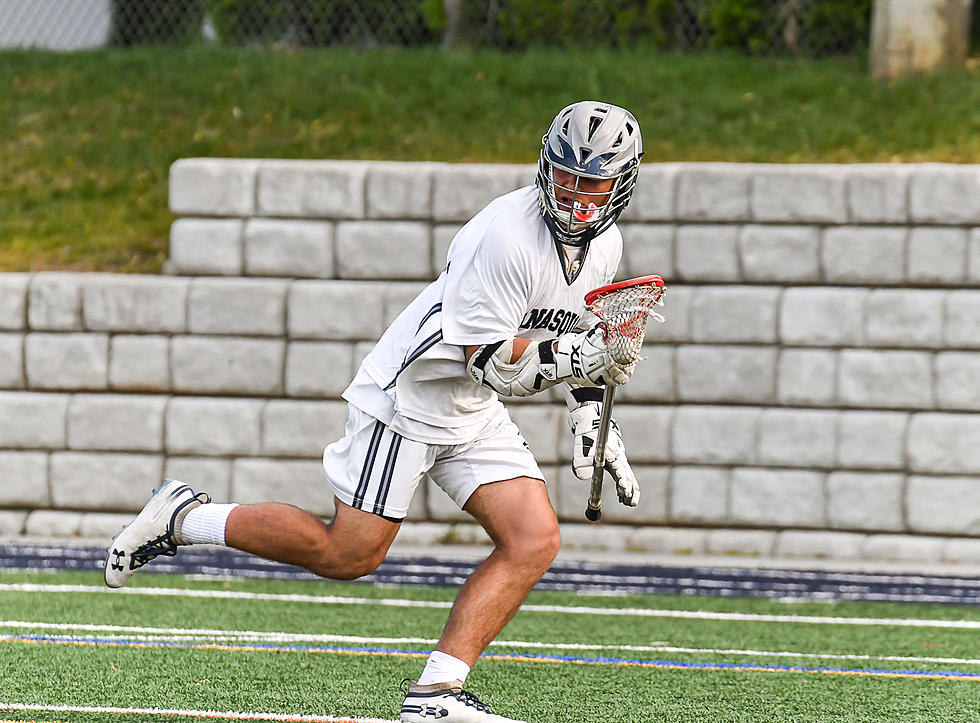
417, 650, 471, 686
177, 503, 238, 546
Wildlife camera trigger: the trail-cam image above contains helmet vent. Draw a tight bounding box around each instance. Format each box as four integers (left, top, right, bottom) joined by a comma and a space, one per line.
612, 131, 624, 148
580, 147, 592, 162
587, 116, 602, 140
561, 118, 570, 135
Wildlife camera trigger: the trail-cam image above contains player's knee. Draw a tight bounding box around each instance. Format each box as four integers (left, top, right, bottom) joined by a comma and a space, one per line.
505, 520, 560, 571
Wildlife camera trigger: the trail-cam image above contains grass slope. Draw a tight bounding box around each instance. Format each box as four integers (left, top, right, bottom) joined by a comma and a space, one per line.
2, 47, 980, 273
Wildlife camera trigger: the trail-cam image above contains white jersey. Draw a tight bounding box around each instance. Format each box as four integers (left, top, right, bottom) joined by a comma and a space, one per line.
343, 185, 622, 444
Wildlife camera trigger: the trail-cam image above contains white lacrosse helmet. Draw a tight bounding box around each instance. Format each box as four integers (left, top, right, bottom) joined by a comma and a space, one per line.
536, 100, 643, 247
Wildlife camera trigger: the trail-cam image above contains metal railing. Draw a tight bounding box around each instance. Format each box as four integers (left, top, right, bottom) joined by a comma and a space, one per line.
1, 0, 872, 56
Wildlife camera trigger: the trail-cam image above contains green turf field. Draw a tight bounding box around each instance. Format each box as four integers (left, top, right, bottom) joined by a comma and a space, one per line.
1, 570, 979, 722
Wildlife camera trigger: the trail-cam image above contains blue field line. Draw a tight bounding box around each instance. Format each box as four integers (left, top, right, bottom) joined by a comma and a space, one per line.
6, 634, 980, 683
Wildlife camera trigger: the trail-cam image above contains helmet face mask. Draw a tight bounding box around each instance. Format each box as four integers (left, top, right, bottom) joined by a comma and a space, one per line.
537, 101, 643, 248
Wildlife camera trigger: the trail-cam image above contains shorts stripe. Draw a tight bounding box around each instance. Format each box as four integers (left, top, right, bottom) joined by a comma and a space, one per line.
352, 421, 385, 509
372, 433, 403, 516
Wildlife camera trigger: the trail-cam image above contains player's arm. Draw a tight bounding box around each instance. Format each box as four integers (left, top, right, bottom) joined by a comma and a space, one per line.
463, 322, 631, 398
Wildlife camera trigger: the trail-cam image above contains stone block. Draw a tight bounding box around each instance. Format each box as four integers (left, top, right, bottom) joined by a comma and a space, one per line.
606, 405, 673, 464
0, 392, 68, 448
674, 225, 740, 282
672, 406, 760, 466
233, 459, 336, 517
752, 165, 848, 223
0, 334, 24, 389
599, 466, 669, 524
863, 289, 943, 349
773, 530, 865, 559
909, 164, 980, 224
82, 275, 189, 333
28, 273, 84, 330
730, 468, 825, 527
170, 158, 258, 216
837, 411, 907, 470
650, 285, 691, 343
244, 219, 334, 278
288, 281, 386, 341
838, 350, 933, 409
109, 335, 170, 392
261, 399, 348, 458
861, 534, 945, 562
738, 226, 821, 283
336, 222, 432, 280
257, 160, 366, 218
777, 349, 837, 406
907, 413, 980, 474
827, 471, 904, 531
25, 333, 108, 390
626, 526, 708, 555
907, 476, 980, 535
779, 288, 866, 346
432, 224, 462, 275
432, 164, 526, 222
25, 510, 81, 538
0, 452, 49, 506
426, 476, 471, 522
821, 227, 906, 285
0, 273, 29, 330
616, 345, 675, 402
758, 409, 838, 468
676, 163, 751, 222
50, 452, 163, 511
188, 278, 288, 336
353, 341, 376, 367
383, 284, 428, 327
705, 529, 775, 556
942, 538, 980, 565
166, 398, 263, 456
171, 337, 284, 396
621, 164, 678, 222
0, 511, 27, 535
285, 341, 354, 399
970, 229, 980, 283
169, 218, 244, 276
908, 227, 968, 284
79, 512, 140, 540
670, 466, 729, 524
67, 395, 167, 452
620, 224, 674, 280
508, 404, 562, 464
676, 345, 777, 404
945, 291, 980, 349
366, 161, 438, 219
847, 165, 911, 224
690, 286, 780, 343
935, 352, 980, 410
164, 457, 233, 501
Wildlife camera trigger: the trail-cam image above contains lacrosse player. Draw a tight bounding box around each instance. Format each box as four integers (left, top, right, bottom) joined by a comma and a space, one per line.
105, 100, 644, 723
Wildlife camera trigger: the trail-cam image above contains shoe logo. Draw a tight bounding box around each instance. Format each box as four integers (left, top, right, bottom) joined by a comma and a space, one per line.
110, 548, 125, 571
421, 705, 448, 719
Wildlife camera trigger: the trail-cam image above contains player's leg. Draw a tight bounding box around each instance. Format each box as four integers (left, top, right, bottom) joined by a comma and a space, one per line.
105, 404, 426, 588
434, 476, 560, 665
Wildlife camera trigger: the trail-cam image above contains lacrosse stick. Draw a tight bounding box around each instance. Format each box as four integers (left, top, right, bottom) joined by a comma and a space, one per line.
583, 275, 666, 522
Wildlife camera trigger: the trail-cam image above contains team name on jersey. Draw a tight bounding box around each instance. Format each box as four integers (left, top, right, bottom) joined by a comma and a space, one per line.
519, 308, 581, 335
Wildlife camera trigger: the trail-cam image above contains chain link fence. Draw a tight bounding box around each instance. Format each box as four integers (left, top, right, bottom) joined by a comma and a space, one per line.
1, 0, 875, 56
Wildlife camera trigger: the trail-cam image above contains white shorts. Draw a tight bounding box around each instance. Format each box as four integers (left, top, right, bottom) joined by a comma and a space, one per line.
322, 404, 544, 520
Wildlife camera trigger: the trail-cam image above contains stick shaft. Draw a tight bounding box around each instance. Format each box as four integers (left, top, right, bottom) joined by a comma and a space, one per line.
585, 384, 616, 521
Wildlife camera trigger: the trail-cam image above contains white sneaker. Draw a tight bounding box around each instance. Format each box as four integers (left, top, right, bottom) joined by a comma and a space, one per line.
400, 680, 527, 722
104, 480, 210, 588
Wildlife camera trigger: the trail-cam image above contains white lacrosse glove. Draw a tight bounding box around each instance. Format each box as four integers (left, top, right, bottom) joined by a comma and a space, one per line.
567, 396, 639, 507
548, 323, 634, 387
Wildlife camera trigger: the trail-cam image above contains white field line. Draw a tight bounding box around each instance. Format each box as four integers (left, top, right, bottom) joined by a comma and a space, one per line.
4, 619, 980, 668
0, 702, 396, 722
4, 582, 980, 630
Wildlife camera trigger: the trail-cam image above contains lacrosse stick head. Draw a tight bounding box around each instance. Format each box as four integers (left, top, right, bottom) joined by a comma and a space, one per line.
584, 275, 666, 365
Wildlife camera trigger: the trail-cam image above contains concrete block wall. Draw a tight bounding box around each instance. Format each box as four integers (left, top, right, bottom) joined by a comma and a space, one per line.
4, 159, 980, 564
